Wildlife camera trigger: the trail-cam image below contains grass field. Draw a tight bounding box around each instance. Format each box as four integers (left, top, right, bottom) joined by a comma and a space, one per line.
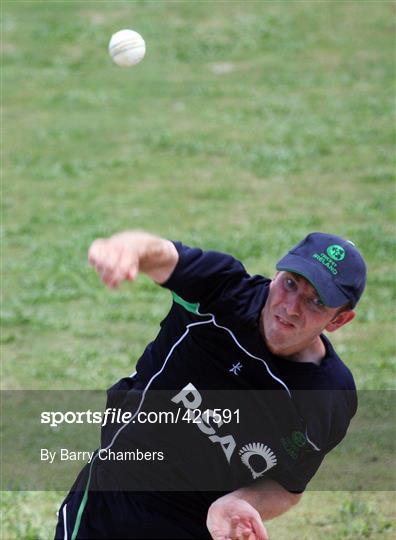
2, 1, 395, 538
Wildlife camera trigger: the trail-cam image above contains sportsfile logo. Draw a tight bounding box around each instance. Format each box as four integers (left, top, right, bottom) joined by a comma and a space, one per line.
312, 244, 346, 275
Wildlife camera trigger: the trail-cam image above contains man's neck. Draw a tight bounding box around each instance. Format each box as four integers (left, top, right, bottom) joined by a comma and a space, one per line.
285, 337, 326, 365
263, 330, 326, 365
273, 336, 325, 365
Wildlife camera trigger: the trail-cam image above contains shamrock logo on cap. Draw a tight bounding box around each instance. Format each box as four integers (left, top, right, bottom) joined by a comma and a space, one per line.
326, 245, 345, 261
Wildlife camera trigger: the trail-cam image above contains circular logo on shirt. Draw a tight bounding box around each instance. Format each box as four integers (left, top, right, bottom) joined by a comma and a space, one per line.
292, 431, 307, 448
239, 443, 277, 479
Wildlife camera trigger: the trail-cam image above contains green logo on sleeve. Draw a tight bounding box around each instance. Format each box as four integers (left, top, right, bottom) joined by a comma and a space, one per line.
281, 431, 307, 460
326, 245, 345, 261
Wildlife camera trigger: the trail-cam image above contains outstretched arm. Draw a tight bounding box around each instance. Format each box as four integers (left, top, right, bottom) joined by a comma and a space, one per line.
207, 479, 302, 540
88, 230, 179, 287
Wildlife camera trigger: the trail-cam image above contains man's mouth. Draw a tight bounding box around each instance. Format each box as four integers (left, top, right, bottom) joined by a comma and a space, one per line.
274, 315, 295, 328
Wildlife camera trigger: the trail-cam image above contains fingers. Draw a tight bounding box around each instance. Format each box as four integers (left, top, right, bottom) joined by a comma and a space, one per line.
229, 515, 268, 540
250, 516, 269, 540
207, 515, 255, 540
231, 516, 255, 540
110, 245, 137, 287
99, 243, 123, 287
88, 238, 138, 288
232, 507, 268, 540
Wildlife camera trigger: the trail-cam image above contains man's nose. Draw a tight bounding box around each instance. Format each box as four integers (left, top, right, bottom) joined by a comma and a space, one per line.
285, 295, 301, 317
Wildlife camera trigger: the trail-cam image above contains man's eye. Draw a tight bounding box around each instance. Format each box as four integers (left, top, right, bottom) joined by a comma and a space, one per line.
310, 298, 325, 309
284, 278, 296, 290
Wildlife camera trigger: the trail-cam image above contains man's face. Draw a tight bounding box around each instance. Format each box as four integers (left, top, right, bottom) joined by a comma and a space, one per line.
261, 271, 352, 357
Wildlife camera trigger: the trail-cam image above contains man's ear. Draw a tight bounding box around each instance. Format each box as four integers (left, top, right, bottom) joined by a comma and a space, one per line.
325, 310, 356, 332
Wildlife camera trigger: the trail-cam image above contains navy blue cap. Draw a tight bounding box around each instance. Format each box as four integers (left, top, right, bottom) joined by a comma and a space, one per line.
276, 232, 367, 308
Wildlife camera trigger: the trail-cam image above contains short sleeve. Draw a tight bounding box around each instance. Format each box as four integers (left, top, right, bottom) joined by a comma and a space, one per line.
269, 449, 326, 493
161, 242, 251, 312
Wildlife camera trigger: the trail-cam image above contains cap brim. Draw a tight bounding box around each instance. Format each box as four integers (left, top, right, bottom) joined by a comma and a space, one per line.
276, 254, 350, 308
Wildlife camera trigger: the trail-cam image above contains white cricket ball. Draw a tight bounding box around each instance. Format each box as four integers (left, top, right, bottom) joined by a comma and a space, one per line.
108, 29, 146, 67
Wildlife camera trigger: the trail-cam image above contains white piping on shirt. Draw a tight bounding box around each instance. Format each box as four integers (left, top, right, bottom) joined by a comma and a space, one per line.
63, 503, 68, 540
97, 319, 215, 456
305, 428, 321, 451
210, 317, 292, 398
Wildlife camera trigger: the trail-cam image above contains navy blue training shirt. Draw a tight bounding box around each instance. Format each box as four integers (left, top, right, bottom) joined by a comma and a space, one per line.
95, 242, 357, 515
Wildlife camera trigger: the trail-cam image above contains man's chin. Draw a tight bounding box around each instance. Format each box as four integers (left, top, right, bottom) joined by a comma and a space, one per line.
265, 334, 289, 356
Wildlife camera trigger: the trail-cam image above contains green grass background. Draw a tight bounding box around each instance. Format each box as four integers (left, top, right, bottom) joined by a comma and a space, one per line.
2, 0, 395, 538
